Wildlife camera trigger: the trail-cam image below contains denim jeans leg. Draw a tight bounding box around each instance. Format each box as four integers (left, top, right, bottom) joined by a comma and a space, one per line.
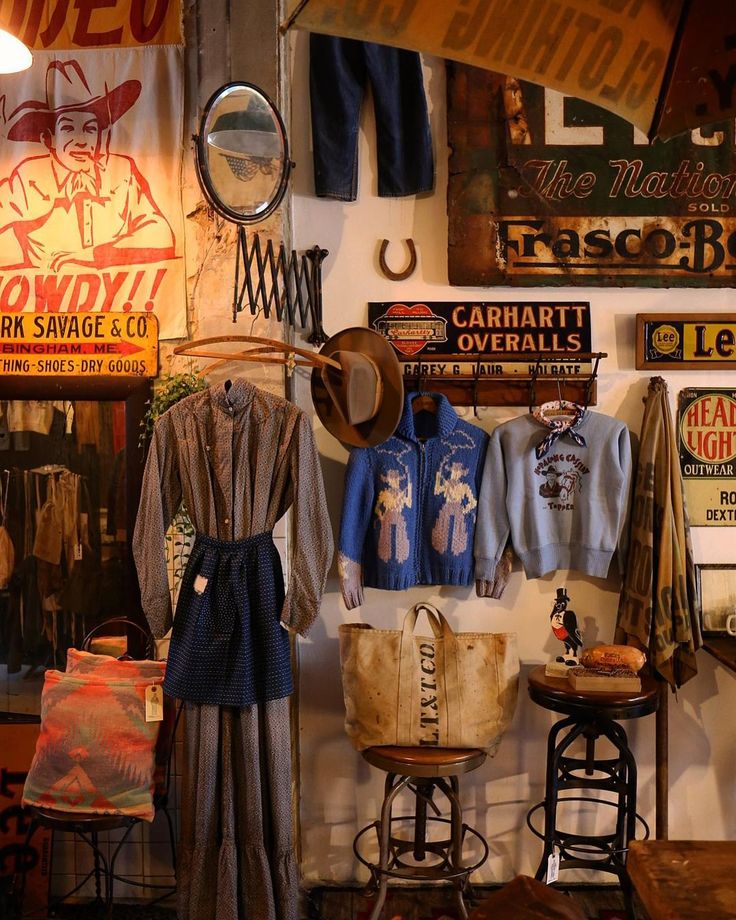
364, 43, 434, 198
309, 34, 366, 201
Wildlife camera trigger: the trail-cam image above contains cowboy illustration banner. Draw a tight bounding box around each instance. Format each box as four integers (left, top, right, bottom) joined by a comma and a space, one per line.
0, 10, 185, 338
0, 0, 182, 49
447, 64, 736, 288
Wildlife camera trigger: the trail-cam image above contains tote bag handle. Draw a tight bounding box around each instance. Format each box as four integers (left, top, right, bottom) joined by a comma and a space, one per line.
397, 603, 463, 749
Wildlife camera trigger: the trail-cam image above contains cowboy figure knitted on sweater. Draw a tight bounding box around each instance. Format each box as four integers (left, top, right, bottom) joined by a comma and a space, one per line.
338, 393, 489, 608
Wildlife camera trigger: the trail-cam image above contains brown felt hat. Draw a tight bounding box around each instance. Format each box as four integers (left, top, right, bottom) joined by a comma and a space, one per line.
311, 327, 404, 447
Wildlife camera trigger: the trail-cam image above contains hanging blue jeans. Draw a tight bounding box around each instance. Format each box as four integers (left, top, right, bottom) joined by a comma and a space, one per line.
309, 34, 434, 201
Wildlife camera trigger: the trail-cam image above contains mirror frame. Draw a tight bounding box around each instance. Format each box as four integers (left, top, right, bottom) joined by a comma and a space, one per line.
195, 81, 292, 224
0, 376, 152, 647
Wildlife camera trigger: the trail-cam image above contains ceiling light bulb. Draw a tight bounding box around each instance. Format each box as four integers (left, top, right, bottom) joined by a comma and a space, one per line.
0, 29, 32, 74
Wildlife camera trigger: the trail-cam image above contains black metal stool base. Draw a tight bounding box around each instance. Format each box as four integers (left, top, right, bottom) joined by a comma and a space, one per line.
354, 771, 489, 920
526, 666, 659, 920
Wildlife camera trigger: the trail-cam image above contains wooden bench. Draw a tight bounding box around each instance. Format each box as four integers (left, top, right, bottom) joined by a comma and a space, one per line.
627, 840, 736, 919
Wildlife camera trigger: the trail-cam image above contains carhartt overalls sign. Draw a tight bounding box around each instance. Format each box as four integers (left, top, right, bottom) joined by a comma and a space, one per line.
448, 65, 736, 287
368, 301, 592, 376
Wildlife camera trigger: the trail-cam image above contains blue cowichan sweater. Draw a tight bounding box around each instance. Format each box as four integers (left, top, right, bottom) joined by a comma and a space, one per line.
338, 393, 489, 608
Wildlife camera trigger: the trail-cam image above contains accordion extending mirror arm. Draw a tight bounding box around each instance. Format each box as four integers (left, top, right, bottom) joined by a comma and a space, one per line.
194, 81, 329, 345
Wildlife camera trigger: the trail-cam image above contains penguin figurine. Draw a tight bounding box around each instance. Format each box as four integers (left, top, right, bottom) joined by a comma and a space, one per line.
550, 587, 582, 662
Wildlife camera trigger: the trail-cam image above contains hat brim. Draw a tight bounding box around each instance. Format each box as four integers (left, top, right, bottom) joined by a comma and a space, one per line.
8, 80, 142, 143
311, 327, 404, 448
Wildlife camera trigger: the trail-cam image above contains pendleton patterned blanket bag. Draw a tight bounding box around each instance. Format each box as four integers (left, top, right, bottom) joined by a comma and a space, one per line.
338, 603, 519, 753
23, 659, 166, 821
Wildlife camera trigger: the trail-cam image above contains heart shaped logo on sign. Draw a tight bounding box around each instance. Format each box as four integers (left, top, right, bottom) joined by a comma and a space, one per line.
381, 303, 436, 357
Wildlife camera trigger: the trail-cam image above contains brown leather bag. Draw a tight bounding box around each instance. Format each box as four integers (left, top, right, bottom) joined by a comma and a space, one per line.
339, 603, 518, 753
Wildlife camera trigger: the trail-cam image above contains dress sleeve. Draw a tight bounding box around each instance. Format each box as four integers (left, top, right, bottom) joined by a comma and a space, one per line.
337, 448, 375, 610
473, 427, 511, 582
132, 412, 182, 638
279, 411, 334, 636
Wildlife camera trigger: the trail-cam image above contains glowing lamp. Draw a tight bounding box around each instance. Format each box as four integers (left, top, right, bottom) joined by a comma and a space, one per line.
0, 29, 32, 74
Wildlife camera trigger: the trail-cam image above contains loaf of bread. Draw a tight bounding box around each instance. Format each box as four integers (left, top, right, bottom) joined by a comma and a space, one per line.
580, 645, 646, 674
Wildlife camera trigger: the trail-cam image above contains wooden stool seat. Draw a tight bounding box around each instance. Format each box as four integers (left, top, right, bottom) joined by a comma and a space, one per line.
363, 746, 486, 777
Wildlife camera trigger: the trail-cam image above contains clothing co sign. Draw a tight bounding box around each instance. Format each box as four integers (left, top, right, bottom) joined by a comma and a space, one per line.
679, 388, 736, 525
0, 312, 158, 377
447, 65, 736, 287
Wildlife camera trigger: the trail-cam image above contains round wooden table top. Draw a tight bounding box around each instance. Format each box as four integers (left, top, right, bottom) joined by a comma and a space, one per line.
527, 665, 660, 720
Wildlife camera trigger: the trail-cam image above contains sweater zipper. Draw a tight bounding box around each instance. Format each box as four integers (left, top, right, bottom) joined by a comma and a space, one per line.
415, 442, 425, 580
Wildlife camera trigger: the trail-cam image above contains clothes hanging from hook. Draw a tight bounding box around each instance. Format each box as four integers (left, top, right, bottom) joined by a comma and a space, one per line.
474, 410, 632, 584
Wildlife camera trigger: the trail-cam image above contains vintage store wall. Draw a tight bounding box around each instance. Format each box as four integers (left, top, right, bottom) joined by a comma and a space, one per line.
289, 35, 736, 884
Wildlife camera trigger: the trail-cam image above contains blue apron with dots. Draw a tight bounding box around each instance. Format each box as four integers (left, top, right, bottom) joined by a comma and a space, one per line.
163, 531, 292, 707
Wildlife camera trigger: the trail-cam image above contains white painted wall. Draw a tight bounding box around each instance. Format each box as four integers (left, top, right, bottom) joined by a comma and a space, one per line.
290, 32, 736, 885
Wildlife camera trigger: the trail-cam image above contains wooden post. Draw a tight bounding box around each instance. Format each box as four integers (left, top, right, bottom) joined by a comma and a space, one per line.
655, 680, 668, 839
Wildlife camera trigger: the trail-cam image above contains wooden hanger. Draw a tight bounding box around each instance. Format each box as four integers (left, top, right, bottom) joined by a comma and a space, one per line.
537, 398, 580, 420
412, 394, 438, 414
173, 335, 341, 377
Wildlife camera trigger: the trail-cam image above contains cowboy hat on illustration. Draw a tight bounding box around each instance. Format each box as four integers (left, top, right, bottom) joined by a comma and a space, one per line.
7, 59, 141, 143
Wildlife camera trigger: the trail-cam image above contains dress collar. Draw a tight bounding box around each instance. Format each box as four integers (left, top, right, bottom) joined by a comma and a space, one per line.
211, 378, 255, 413
395, 392, 458, 442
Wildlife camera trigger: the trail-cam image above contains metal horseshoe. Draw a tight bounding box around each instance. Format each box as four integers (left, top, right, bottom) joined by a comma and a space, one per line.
378, 238, 417, 281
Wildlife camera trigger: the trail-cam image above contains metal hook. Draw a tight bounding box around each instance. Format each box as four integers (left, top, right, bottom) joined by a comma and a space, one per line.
556, 376, 564, 408
529, 355, 541, 412
417, 361, 425, 393
583, 354, 601, 409
472, 357, 482, 418
378, 238, 417, 281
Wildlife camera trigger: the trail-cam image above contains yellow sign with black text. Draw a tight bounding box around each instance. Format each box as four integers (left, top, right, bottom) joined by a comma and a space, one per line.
0, 313, 158, 377
638, 314, 736, 369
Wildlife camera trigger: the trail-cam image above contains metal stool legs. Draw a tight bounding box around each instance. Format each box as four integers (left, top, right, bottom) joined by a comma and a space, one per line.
527, 712, 648, 920
355, 770, 488, 920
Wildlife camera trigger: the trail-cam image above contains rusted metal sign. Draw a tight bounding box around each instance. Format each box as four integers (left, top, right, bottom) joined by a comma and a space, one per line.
637, 314, 736, 369
448, 65, 736, 287
367, 301, 596, 406
679, 388, 736, 525
0, 313, 158, 377
368, 300, 591, 372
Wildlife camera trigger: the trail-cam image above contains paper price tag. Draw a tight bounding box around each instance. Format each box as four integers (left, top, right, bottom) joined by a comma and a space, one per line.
546, 850, 560, 885
145, 684, 164, 722
193, 574, 208, 595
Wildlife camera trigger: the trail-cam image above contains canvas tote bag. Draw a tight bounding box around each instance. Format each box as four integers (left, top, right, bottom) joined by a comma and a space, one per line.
339, 603, 519, 753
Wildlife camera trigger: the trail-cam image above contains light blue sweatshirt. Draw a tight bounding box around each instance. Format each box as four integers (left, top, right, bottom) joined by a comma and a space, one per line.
474, 411, 632, 581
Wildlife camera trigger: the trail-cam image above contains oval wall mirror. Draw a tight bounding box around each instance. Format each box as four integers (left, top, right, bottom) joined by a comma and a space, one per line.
196, 82, 291, 223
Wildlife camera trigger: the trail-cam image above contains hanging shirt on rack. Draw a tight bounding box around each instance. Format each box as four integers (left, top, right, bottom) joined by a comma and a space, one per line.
474, 411, 633, 583
132, 377, 332, 920
338, 392, 489, 608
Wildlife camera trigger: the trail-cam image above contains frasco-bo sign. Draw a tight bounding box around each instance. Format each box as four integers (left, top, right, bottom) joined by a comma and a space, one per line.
448, 66, 736, 287
679, 388, 736, 525
0, 312, 158, 377
638, 314, 736, 369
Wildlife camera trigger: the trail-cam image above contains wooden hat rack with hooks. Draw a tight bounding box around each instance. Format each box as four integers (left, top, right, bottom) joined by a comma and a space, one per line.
406, 351, 607, 416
